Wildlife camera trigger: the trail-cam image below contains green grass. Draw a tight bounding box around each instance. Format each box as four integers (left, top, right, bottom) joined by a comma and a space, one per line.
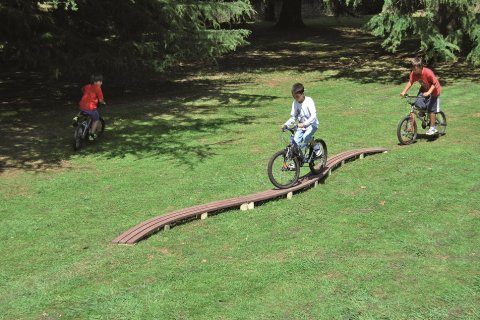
1, 17, 479, 319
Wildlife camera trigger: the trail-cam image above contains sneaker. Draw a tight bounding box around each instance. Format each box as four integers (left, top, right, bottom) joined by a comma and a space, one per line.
287, 163, 296, 170
88, 133, 97, 141
426, 127, 438, 136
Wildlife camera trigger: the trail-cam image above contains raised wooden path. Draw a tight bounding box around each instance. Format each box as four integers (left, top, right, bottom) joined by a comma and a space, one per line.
112, 147, 387, 245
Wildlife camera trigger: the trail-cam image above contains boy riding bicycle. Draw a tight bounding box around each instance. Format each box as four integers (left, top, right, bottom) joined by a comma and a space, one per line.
400, 57, 442, 136
280, 83, 321, 156
74, 74, 106, 140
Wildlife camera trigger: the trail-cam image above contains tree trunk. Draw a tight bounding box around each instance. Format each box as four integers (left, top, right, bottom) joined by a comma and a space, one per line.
436, 3, 472, 53
263, 0, 276, 22
330, 0, 356, 17
276, 0, 304, 28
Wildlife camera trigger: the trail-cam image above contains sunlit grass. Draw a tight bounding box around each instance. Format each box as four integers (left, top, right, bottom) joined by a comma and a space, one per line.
1, 17, 479, 319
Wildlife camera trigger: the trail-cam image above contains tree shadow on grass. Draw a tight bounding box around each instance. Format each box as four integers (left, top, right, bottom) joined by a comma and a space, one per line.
0, 77, 277, 172
217, 17, 480, 86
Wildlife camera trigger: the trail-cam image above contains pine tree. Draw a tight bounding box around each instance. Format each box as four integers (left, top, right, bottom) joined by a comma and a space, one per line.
0, 0, 254, 78
367, 0, 480, 65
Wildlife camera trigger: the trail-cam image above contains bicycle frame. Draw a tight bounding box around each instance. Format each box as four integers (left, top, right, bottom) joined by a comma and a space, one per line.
283, 127, 316, 164
404, 95, 429, 129
78, 115, 93, 139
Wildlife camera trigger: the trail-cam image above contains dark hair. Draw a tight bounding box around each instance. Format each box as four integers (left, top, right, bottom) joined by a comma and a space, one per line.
291, 83, 304, 95
411, 57, 423, 69
91, 74, 104, 83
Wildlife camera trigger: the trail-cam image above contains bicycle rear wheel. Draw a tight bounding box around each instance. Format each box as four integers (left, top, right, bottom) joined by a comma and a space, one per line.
308, 139, 328, 175
435, 111, 447, 136
94, 117, 105, 137
267, 149, 300, 189
397, 115, 417, 145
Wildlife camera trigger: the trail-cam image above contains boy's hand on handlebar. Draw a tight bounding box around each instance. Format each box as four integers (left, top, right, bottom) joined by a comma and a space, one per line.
400, 92, 406, 97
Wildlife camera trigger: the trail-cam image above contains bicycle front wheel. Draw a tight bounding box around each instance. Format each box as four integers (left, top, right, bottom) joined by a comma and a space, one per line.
267, 150, 300, 189
308, 139, 328, 175
73, 126, 84, 151
397, 115, 417, 145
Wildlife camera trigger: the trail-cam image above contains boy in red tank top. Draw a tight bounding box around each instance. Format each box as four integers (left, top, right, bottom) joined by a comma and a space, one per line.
400, 57, 442, 135
78, 74, 106, 140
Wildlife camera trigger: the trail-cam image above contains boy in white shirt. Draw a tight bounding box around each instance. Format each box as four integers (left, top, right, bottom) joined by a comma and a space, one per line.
281, 83, 319, 155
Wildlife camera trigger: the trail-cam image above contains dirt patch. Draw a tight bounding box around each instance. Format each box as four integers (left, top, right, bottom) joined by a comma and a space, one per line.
468, 210, 480, 217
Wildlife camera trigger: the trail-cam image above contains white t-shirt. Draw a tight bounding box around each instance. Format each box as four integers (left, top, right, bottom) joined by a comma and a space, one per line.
284, 96, 319, 128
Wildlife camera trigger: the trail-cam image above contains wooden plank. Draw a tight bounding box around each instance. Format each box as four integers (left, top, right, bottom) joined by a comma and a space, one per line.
112, 147, 388, 244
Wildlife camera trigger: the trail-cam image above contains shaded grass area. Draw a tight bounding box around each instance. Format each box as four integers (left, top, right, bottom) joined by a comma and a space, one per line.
0, 16, 479, 319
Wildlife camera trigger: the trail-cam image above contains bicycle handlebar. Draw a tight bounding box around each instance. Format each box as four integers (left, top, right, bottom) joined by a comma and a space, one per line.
401, 94, 417, 105
282, 125, 298, 134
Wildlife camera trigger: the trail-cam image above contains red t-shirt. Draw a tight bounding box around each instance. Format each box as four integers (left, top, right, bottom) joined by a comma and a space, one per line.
79, 84, 104, 111
409, 67, 441, 96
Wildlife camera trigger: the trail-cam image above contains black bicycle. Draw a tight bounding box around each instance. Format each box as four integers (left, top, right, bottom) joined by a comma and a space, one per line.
397, 94, 447, 145
267, 126, 328, 189
72, 110, 105, 151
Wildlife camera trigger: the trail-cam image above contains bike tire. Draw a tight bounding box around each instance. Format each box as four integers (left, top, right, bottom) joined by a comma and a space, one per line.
308, 139, 328, 175
435, 111, 447, 136
95, 117, 106, 138
73, 126, 84, 151
397, 115, 417, 145
267, 149, 300, 189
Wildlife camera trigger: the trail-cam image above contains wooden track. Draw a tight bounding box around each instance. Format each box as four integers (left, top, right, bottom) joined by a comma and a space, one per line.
112, 147, 387, 245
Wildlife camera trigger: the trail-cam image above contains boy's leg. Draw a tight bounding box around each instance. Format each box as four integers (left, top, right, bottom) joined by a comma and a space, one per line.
302, 125, 317, 146
294, 130, 305, 149
88, 110, 100, 135
90, 120, 99, 134
294, 126, 317, 155
426, 96, 439, 135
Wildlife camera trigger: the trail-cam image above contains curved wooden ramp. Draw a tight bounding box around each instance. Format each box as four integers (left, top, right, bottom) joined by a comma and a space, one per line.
113, 147, 387, 245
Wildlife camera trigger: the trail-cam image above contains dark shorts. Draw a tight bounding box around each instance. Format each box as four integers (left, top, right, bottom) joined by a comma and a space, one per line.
415, 94, 440, 113
80, 109, 100, 121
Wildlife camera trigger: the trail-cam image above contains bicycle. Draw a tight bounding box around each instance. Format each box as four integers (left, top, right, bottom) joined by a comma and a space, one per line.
71, 108, 105, 151
396, 94, 447, 145
267, 125, 328, 189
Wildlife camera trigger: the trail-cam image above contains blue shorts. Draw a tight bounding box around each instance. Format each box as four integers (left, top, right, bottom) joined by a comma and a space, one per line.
415, 94, 440, 113
80, 109, 100, 121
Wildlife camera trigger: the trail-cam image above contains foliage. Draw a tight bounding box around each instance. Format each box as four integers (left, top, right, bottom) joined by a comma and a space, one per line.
0, 0, 254, 78
367, 0, 480, 65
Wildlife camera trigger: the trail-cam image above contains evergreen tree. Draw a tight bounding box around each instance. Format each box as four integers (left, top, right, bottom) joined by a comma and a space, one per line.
367, 0, 480, 65
0, 0, 254, 78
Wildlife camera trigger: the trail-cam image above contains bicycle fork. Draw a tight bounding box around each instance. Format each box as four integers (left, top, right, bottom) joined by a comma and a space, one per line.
408, 113, 416, 132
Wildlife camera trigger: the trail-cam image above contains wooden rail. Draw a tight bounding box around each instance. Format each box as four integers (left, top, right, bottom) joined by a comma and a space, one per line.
112, 147, 387, 245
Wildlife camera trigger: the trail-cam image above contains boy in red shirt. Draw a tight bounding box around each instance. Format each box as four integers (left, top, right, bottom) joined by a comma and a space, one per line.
400, 57, 442, 135
78, 74, 106, 140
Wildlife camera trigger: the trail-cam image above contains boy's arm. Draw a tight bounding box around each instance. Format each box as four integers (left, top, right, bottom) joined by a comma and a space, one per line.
301, 100, 317, 128
95, 86, 105, 104
423, 84, 435, 96
424, 71, 440, 96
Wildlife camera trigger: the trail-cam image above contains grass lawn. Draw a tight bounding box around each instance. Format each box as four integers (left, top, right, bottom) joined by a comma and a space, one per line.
1, 17, 479, 319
